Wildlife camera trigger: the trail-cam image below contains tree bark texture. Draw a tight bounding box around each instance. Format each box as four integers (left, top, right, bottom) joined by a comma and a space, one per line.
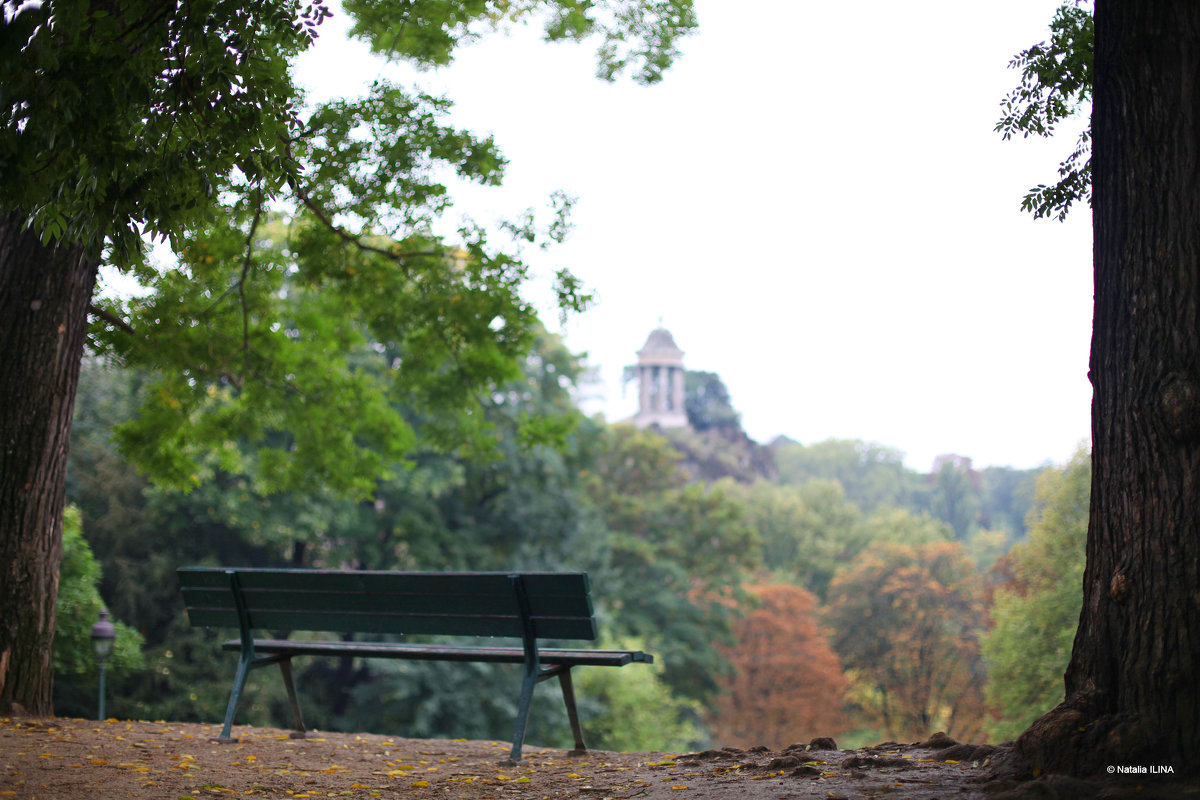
1016, 0, 1200, 778
0, 212, 99, 714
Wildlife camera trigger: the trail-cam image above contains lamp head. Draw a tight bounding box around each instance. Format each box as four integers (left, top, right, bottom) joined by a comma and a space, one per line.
91, 607, 115, 661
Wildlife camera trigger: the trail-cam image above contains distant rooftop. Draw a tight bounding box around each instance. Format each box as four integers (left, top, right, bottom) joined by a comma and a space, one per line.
639, 327, 683, 357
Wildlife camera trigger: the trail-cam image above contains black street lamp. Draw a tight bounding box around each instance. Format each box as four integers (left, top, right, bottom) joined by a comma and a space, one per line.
90, 607, 115, 721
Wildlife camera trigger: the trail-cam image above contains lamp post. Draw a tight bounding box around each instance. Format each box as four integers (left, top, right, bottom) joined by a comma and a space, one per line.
90, 607, 115, 721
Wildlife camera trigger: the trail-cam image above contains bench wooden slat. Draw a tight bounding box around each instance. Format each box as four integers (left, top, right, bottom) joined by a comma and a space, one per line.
234, 570, 517, 595
181, 585, 594, 618
181, 587, 521, 616
180, 568, 590, 599
179, 569, 595, 621
224, 639, 652, 667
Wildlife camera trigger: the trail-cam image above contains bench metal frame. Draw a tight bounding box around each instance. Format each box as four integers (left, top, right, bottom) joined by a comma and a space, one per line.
178, 567, 652, 763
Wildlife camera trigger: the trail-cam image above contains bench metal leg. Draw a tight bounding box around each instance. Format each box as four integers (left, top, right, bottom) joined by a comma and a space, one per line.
505, 666, 539, 765
278, 657, 309, 739
504, 665, 589, 764
557, 667, 587, 755
216, 652, 253, 743
216, 651, 294, 743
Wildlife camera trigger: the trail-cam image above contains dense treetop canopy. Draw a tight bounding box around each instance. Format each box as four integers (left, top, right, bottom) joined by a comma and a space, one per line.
0, 0, 318, 260
1, 0, 699, 497
1, 0, 696, 258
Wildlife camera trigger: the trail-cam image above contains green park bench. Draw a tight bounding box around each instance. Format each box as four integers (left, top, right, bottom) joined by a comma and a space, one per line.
177, 567, 653, 763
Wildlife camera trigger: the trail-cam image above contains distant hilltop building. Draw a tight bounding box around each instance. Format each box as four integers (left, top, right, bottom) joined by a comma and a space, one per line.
631, 326, 689, 429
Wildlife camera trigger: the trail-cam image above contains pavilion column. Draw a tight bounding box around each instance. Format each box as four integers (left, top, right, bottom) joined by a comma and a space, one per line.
672, 367, 685, 415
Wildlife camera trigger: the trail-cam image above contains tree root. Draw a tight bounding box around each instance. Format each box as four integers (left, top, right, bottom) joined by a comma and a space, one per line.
981, 692, 1195, 798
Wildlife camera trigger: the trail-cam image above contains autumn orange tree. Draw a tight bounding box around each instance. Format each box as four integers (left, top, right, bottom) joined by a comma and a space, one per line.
709, 583, 848, 749
825, 542, 988, 742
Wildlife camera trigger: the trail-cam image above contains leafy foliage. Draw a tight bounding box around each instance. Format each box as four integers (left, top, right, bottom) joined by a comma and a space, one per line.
573, 636, 704, 752
344, 0, 698, 85
0, 0, 319, 260
683, 370, 740, 432
977, 465, 1038, 539
771, 438, 913, 513
996, 1, 1094, 220
734, 480, 952, 602
982, 449, 1089, 741
96, 76, 564, 497
926, 455, 983, 540
582, 426, 758, 702
53, 507, 144, 680
659, 426, 775, 484
825, 541, 988, 742
735, 480, 862, 599
853, 506, 953, 551
2, 0, 697, 257
6, 0, 698, 502
771, 440, 1039, 541
708, 583, 848, 748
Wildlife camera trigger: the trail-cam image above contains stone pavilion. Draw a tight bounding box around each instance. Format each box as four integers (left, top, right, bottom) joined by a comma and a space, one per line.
631, 326, 688, 429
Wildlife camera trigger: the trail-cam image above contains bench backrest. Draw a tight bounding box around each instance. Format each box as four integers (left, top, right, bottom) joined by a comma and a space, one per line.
178, 567, 598, 641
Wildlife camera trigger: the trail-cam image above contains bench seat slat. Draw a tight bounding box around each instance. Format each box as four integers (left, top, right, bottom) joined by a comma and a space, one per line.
223, 639, 652, 667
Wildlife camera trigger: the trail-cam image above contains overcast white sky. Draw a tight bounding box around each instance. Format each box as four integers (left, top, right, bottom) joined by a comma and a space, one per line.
294, 0, 1094, 472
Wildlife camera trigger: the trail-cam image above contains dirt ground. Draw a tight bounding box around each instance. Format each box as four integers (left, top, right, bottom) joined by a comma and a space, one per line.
0, 717, 1191, 800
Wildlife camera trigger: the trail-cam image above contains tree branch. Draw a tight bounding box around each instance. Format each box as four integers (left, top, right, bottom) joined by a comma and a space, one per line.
87, 303, 136, 335
283, 173, 439, 265
240, 197, 264, 379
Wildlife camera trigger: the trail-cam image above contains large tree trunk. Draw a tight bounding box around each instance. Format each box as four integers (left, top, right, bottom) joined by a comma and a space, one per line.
0, 213, 99, 715
1014, 0, 1200, 778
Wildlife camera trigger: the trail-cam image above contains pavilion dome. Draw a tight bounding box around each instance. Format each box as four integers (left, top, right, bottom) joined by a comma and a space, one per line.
638, 327, 684, 359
